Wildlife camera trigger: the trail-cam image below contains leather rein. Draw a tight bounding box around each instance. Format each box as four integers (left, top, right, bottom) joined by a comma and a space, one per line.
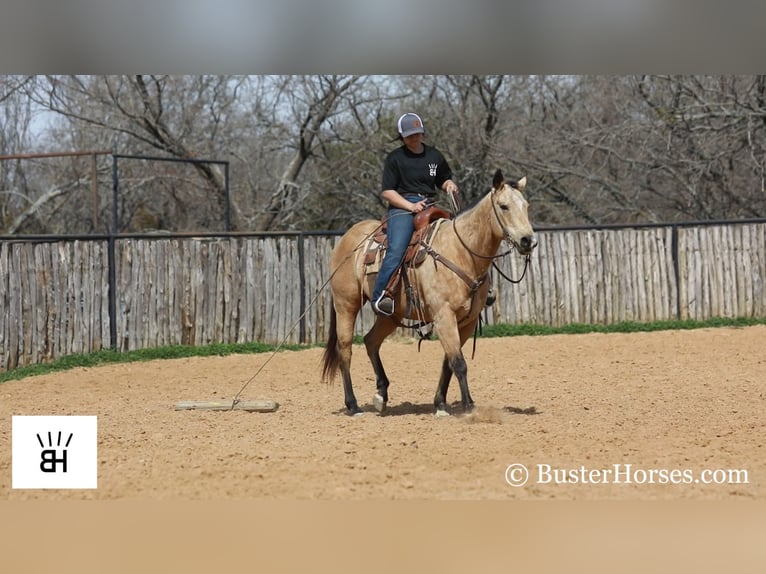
442, 187, 531, 285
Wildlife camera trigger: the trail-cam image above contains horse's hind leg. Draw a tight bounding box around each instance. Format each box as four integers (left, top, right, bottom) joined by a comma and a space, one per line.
364, 317, 398, 413
335, 305, 363, 415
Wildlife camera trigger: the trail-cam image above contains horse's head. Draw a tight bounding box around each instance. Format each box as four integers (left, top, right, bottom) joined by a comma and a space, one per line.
490, 169, 537, 255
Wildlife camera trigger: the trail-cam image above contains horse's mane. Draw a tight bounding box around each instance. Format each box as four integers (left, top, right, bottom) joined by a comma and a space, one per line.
455, 188, 490, 219
455, 177, 521, 220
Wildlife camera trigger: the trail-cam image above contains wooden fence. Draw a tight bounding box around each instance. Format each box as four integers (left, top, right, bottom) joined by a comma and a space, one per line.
1, 221, 764, 371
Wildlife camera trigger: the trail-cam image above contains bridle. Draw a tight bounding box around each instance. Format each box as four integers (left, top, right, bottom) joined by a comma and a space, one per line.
450, 186, 533, 283
400, 184, 533, 343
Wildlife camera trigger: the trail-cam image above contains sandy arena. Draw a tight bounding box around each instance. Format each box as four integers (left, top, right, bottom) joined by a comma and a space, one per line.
1, 326, 764, 500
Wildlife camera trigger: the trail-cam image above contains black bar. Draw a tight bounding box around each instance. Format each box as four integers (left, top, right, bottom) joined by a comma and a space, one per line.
108, 154, 119, 350
111, 154, 119, 235
298, 232, 306, 344
671, 224, 680, 320
2, 216, 764, 244
107, 235, 117, 350
224, 162, 231, 232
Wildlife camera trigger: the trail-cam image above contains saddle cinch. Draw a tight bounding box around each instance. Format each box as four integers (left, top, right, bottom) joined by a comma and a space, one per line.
363, 205, 452, 297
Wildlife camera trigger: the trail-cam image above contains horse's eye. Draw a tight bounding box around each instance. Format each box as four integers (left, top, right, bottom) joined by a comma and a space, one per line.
499, 204, 509, 211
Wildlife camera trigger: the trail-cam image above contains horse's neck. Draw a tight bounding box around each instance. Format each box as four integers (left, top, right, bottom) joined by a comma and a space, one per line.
451, 195, 502, 269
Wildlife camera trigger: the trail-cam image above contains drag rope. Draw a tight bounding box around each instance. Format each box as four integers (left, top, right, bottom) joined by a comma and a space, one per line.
229, 219, 389, 408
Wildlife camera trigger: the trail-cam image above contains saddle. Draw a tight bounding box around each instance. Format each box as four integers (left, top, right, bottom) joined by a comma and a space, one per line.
363, 205, 452, 295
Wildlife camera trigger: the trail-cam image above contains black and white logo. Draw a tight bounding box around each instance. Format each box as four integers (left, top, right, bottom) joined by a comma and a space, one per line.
12, 416, 98, 489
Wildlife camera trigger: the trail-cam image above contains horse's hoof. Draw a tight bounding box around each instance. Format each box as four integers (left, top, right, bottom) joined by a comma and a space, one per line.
372, 393, 386, 413
347, 405, 363, 416
434, 409, 451, 418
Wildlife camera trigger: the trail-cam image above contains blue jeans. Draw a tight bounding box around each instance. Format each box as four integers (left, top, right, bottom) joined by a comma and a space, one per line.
372, 206, 414, 302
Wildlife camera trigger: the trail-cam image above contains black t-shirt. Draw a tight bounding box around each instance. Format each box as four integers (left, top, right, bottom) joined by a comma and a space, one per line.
381, 144, 453, 197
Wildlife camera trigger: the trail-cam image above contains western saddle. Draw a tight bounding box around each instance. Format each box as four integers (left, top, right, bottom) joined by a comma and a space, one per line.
364, 205, 452, 298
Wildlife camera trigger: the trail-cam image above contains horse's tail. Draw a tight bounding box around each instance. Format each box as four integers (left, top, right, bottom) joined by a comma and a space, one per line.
321, 296, 340, 383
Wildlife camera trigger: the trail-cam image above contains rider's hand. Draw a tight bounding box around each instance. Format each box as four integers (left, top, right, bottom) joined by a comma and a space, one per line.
410, 200, 427, 213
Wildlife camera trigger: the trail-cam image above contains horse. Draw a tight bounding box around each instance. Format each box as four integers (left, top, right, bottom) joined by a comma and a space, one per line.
321, 169, 537, 416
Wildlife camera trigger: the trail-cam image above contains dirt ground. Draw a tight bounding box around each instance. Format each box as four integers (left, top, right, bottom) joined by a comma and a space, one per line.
1, 326, 764, 500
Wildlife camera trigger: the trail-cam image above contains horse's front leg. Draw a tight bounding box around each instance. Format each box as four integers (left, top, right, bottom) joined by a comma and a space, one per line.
433, 356, 453, 415
450, 350, 473, 413
364, 316, 398, 413
433, 314, 474, 414
434, 350, 473, 414
453, 318, 481, 413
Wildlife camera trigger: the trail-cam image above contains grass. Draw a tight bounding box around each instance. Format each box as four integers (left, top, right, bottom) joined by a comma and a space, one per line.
0, 341, 309, 384
477, 315, 766, 338
2, 316, 764, 384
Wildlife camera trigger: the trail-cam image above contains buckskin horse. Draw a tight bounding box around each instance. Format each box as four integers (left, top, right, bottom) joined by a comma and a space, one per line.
322, 169, 537, 416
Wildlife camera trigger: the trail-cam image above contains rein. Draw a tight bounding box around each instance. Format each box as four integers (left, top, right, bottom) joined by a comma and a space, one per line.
449, 187, 530, 284
452, 188, 520, 260
492, 254, 531, 284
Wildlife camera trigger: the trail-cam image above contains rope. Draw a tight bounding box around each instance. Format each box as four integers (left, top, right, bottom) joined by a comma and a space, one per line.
229, 277, 330, 406
229, 218, 387, 408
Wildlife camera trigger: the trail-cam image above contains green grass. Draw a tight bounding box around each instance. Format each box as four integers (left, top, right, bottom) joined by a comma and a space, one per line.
477, 315, 766, 338
0, 341, 310, 384
2, 316, 765, 383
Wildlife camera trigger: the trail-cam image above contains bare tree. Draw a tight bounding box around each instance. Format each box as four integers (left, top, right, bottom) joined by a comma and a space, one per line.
0, 76, 41, 232
414, 75, 514, 203
4, 75, 765, 234
633, 74, 766, 220
252, 75, 376, 230
28, 75, 249, 231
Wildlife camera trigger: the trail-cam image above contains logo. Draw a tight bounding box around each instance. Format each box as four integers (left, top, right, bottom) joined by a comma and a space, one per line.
428, 163, 438, 177
37, 431, 74, 473
12, 416, 98, 489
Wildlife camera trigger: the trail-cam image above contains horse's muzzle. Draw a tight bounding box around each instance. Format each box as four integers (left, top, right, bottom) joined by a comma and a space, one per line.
518, 235, 537, 255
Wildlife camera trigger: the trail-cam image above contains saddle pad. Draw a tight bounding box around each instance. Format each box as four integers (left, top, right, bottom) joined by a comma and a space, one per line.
363, 238, 384, 274
363, 218, 447, 276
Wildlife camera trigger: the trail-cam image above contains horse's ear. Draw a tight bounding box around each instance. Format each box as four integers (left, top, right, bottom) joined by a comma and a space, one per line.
515, 176, 527, 193
492, 169, 504, 190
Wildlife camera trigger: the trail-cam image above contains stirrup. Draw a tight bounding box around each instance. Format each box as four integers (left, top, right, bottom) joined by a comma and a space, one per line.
417, 322, 433, 339
373, 293, 394, 316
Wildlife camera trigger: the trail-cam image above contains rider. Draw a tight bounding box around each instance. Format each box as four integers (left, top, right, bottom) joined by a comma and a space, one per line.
371, 112, 460, 316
